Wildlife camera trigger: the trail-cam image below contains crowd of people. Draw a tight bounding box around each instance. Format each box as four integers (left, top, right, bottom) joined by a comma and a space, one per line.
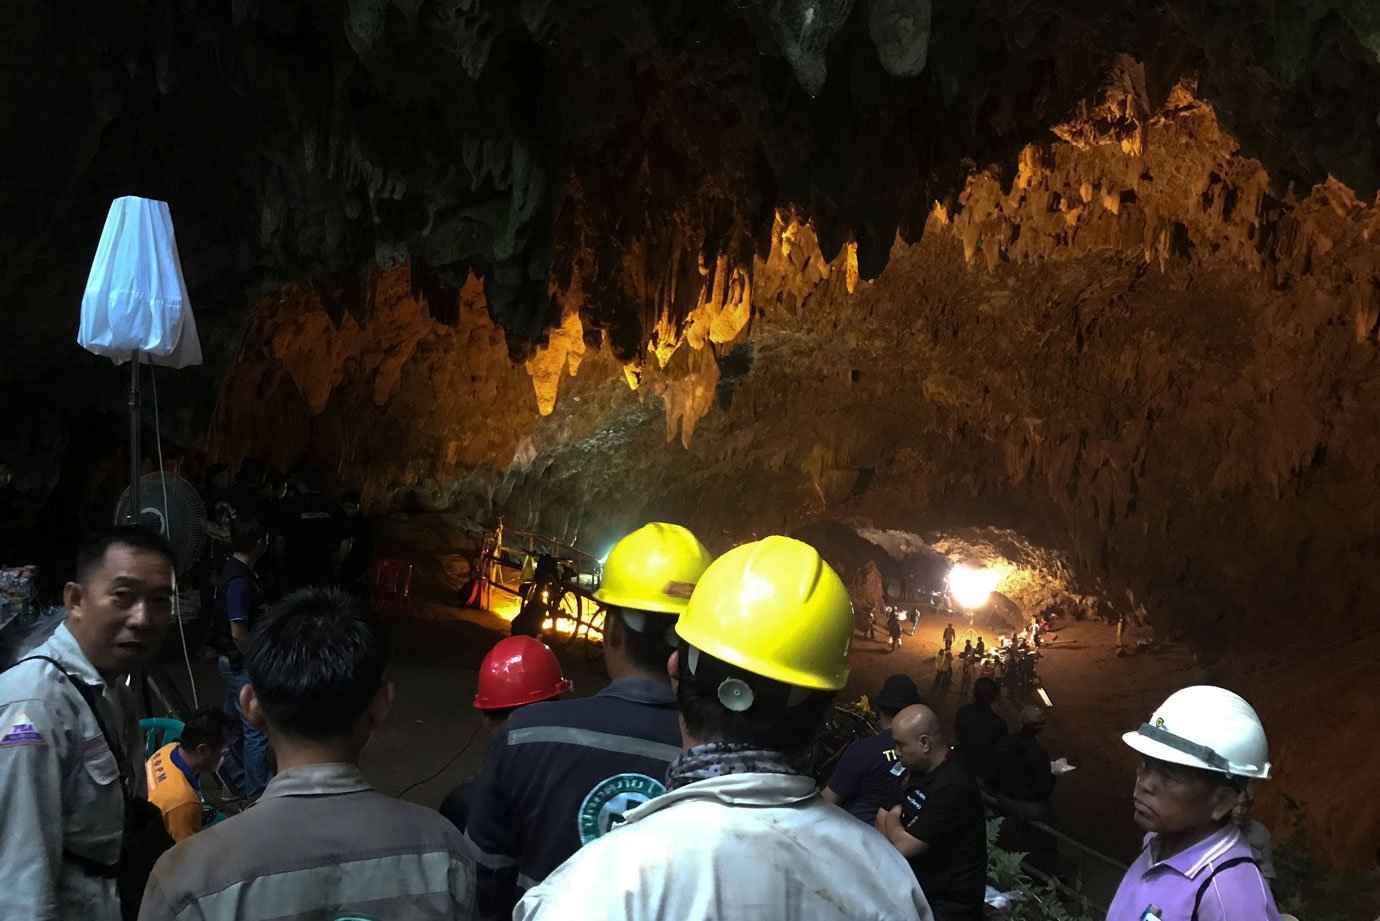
0, 517, 1293, 921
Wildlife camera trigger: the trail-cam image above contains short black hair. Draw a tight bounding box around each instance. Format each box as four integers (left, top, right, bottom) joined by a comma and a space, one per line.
608, 607, 676, 673
972, 677, 999, 704
75, 526, 176, 583
229, 514, 269, 554
245, 589, 389, 742
293, 464, 323, 491
236, 457, 267, 485
206, 463, 228, 481
341, 490, 361, 504
180, 707, 233, 750
676, 646, 835, 757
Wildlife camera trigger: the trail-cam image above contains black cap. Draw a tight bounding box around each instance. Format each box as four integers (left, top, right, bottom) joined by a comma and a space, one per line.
875, 674, 923, 711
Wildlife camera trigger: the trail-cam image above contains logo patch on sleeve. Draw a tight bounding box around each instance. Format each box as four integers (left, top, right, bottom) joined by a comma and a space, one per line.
0, 711, 44, 747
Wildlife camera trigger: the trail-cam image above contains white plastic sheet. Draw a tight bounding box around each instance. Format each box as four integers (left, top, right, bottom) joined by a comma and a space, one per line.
79, 196, 202, 368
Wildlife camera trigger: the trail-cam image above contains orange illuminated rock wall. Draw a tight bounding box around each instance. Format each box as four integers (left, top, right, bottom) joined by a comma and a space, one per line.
211, 74, 1380, 866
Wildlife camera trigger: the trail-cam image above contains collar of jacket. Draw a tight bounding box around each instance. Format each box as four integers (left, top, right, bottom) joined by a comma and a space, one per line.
259, 762, 374, 800
46, 622, 109, 689
622, 772, 819, 826
595, 677, 676, 706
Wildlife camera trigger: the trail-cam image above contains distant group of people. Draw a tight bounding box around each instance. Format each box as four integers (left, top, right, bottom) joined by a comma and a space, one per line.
0, 521, 1291, 921
199, 459, 376, 803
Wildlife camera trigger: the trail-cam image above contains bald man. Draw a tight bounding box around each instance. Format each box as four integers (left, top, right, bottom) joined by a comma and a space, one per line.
876, 705, 987, 921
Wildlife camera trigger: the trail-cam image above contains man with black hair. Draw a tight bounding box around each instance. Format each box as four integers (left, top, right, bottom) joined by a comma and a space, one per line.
209, 514, 272, 800
273, 466, 348, 593
139, 589, 475, 920
516, 537, 932, 921
954, 676, 1007, 785
145, 708, 233, 842
0, 527, 175, 921
467, 523, 713, 921
822, 674, 923, 822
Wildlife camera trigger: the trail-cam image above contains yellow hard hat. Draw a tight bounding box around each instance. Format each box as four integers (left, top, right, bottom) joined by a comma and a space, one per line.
676, 536, 853, 691
593, 523, 714, 615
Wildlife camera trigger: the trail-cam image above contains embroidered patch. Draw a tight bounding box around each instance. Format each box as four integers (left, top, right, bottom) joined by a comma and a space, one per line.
0, 711, 44, 747
577, 772, 666, 845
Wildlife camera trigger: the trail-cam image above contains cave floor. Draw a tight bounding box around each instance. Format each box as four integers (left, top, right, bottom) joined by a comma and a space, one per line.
155, 512, 1207, 902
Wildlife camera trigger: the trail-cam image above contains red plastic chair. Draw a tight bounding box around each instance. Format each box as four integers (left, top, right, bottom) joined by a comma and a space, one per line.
372, 558, 413, 616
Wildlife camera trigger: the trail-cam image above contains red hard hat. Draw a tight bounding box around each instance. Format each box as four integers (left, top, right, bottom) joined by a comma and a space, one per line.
474, 636, 572, 710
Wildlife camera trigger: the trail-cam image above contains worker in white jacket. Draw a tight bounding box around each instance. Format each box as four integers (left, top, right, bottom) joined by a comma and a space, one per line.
516, 536, 934, 921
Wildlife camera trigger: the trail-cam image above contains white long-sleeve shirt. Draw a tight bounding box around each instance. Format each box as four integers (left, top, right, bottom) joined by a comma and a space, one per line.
516, 772, 934, 921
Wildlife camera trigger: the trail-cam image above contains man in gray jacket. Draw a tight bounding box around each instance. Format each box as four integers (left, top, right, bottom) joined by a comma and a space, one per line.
0, 527, 175, 921
139, 589, 475, 920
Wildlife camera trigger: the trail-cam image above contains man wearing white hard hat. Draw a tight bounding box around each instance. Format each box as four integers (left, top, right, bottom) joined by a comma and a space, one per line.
1108, 686, 1285, 921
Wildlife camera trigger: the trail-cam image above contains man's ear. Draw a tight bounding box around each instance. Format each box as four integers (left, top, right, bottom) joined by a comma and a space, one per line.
368, 678, 396, 725
63, 582, 83, 620
667, 649, 680, 694
1210, 784, 1241, 822
241, 684, 270, 732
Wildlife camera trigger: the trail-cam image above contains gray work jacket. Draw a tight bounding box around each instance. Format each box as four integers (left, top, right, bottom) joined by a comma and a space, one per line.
0, 621, 145, 921
139, 762, 477, 921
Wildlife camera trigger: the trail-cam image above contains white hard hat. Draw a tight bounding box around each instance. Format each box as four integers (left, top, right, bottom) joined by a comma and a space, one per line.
1122, 686, 1271, 780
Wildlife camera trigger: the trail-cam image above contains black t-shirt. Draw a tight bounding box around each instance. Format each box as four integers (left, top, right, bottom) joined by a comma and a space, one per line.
275, 492, 347, 589
954, 701, 1007, 784
994, 730, 1054, 803
900, 753, 987, 921
825, 729, 907, 823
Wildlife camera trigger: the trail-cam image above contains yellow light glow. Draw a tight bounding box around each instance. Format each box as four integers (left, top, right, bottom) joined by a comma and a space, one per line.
948, 565, 999, 609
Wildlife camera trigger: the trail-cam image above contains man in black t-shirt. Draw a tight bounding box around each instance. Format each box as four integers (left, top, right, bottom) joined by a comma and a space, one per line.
273, 467, 349, 593
876, 705, 987, 921
954, 677, 1007, 785
821, 675, 924, 822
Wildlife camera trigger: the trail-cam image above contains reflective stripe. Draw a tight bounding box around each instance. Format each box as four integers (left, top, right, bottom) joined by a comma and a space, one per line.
181, 850, 461, 921
468, 832, 518, 869
506, 726, 682, 762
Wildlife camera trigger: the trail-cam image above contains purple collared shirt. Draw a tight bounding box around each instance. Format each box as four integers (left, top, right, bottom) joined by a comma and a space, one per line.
1107, 824, 1283, 921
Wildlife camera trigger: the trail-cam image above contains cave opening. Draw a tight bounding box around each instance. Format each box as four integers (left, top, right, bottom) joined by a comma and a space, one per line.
4, 1, 1380, 914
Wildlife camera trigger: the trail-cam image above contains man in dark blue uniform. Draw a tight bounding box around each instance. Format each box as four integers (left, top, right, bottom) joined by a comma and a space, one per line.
821, 675, 923, 821
464, 523, 713, 921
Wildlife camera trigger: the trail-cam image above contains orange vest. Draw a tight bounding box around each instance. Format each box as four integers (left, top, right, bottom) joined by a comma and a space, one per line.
146, 742, 202, 841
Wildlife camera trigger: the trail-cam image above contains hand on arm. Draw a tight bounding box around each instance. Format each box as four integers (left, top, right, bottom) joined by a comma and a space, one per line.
875, 805, 930, 858
819, 786, 841, 805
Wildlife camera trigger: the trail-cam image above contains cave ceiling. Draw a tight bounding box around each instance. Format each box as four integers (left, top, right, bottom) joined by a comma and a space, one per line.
3, 0, 1380, 376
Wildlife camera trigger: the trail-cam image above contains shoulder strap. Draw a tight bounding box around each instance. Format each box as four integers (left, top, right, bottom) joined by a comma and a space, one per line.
1191, 855, 1258, 921
11, 655, 134, 793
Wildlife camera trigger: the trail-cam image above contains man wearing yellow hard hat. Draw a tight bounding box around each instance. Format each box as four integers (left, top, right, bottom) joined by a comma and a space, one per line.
466, 523, 713, 921
515, 536, 933, 921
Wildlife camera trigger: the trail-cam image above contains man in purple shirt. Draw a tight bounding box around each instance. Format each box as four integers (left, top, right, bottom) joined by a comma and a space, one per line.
1108, 686, 1284, 921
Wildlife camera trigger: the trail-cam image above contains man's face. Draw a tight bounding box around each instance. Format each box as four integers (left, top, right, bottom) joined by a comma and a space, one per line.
893, 724, 939, 771
64, 545, 174, 677
0, 464, 12, 488
1232, 795, 1252, 825
343, 501, 359, 519
1132, 756, 1236, 835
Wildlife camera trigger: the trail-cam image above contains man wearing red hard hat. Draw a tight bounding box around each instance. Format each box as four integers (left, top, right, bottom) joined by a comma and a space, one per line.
439, 636, 571, 830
